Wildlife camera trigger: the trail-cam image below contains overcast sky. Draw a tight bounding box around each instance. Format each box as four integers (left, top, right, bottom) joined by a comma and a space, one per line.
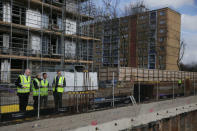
93, 0, 197, 64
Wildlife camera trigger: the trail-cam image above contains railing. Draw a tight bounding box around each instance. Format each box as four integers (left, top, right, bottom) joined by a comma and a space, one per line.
0, 70, 98, 123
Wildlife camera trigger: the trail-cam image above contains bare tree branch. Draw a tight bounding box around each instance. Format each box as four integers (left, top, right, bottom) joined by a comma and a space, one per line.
177, 39, 186, 70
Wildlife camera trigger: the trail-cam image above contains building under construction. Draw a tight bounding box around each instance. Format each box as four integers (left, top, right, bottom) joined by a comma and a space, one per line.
1, 1, 197, 130
0, 0, 98, 83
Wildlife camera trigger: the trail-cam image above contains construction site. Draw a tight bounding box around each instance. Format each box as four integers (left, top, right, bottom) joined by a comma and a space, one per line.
0, 0, 197, 131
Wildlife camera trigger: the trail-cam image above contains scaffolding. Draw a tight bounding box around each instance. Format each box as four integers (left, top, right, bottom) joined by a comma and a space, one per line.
0, 0, 98, 83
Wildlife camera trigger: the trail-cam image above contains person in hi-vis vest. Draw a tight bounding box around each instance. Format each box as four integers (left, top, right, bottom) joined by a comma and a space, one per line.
15, 69, 31, 112
32, 73, 42, 110
52, 70, 66, 111
40, 73, 49, 108
178, 79, 182, 88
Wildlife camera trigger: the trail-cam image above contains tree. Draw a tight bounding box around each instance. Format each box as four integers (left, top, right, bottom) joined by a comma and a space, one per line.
122, 1, 148, 16
177, 40, 186, 70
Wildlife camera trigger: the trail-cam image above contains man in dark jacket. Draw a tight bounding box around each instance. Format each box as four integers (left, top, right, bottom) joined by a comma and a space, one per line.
52, 70, 66, 112
15, 69, 31, 112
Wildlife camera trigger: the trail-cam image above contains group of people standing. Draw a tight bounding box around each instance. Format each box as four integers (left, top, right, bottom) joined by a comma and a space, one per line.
15, 69, 66, 113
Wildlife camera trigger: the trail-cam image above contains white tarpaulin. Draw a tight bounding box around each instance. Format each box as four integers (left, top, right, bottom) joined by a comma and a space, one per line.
3, 3, 11, 22
42, 72, 98, 92
65, 19, 76, 35
66, 1, 77, 13
3, 34, 9, 48
31, 34, 41, 54
57, 18, 77, 35
1, 60, 11, 83
26, 9, 41, 28
65, 40, 76, 58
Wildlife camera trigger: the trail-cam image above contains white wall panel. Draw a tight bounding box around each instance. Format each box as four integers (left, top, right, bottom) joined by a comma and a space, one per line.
26, 9, 41, 28
65, 19, 76, 34
1, 60, 11, 83
57, 18, 77, 34
3, 3, 11, 22
3, 34, 9, 48
65, 40, 76, 58
31, 34, 41, 54
66, 1, 77, 13
43, 71, 98, 92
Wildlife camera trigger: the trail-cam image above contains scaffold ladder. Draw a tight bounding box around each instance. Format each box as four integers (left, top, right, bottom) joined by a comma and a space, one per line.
130, 96, 136, 105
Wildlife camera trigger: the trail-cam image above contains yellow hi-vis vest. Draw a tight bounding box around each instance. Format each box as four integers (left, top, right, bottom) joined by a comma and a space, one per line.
53, 76, 64, 93
17, 75, 31, 93
40, 79, 49, 96
32, 78, 41, 96
178, 80, 182, 84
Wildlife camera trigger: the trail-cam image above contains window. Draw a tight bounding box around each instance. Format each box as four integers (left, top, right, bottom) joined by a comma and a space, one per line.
159, 56, 163, 60
160, 64, 165, 69
139, 15, 147, 20
159, 37, 165, 42
160, 46, 165, 51
159, 29, 165, 33
122, 19, 128, 23
42, 14, 49, 29
150, 20, 156, 25
96, 45, 100, 48
42, 35, 49, 54
138, 41, 143, 45
160, 20, 166, 25
150, 12, 156, 19
122, 27, 128, 32
160, 11, 165, 16
96, 51, 101, 55
95, 58, 101, 63
123, 34, 128, 38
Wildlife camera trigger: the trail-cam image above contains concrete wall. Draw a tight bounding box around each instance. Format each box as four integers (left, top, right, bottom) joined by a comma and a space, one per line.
132, 110, 197, 131
1, 96, 197, 131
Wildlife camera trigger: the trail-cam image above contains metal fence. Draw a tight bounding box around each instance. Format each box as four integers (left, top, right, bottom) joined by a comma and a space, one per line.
0, 70, 196, 125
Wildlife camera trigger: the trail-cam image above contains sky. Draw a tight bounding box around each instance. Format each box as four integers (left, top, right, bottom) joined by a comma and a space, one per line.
93, 0, 197, 64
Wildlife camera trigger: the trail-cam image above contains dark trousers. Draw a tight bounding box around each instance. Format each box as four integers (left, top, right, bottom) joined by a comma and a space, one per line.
18, 93, 29, 112
41, 96, 48, 107
53, 92, 62, 111
33, 96, 38, 110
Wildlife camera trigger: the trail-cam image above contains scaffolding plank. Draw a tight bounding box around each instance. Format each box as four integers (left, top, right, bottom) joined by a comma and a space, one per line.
30, 0, 94, 21
0, 54, 93, 64
0, 21, 100, 41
